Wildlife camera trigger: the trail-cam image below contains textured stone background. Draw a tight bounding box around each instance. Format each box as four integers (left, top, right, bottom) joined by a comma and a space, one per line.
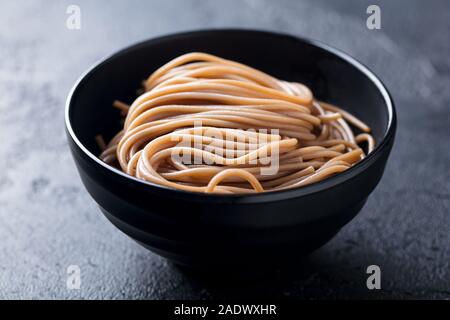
0, 0, 449, 299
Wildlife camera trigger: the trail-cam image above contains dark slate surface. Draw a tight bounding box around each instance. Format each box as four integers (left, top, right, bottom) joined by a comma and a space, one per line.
0, 0, 449, 299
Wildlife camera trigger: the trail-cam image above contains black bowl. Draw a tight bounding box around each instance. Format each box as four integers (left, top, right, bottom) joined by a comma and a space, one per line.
65, 29, 396, 271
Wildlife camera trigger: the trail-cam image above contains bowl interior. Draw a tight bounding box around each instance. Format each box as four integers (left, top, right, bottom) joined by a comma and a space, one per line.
69, 30, 391, 171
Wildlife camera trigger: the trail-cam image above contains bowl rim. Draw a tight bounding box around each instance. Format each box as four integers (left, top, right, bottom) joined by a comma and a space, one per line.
65, 28, 396, 204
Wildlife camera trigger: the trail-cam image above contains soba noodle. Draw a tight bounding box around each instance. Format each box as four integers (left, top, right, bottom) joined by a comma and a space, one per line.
99, 52, 375, 194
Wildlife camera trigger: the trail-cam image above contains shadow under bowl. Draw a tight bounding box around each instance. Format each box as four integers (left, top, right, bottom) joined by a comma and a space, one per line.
65, 29, 396, 271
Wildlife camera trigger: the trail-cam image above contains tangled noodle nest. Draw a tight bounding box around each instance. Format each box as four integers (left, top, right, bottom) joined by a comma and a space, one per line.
98, 52, 374, 194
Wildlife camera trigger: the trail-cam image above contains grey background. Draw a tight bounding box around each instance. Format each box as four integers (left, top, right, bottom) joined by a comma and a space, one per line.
0, 0, 449, 299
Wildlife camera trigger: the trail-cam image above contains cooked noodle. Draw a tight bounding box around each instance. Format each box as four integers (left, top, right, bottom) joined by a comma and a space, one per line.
99, 52, 374, 194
